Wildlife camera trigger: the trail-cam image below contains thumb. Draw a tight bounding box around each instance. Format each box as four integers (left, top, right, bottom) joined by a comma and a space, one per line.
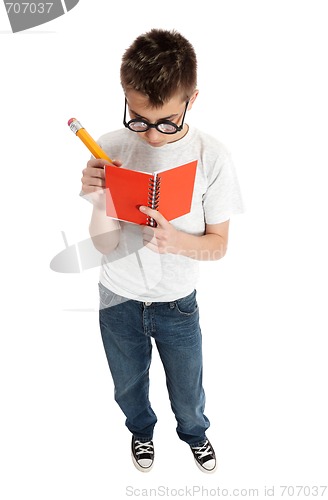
111, 158, 123, 167
139, 206, 167, 226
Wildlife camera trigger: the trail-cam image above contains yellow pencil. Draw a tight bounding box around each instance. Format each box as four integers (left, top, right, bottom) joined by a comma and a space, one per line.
68, 118, 112, 162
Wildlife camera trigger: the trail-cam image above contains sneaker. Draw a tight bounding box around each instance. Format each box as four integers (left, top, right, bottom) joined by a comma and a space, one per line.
190, 439, 217, 473
131, 437, 154, 472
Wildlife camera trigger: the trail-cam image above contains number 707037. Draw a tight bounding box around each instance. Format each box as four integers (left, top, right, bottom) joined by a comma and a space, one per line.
5, 3, 54, 14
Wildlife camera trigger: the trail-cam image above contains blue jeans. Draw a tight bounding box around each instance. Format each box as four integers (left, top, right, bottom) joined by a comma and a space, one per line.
98, 283, 210, 446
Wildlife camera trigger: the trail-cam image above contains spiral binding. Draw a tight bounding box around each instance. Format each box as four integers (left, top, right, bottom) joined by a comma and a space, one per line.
147, 175, 161, 226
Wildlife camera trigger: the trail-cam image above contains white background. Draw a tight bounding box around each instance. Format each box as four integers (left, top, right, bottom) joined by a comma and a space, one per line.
1, 1, 327, 498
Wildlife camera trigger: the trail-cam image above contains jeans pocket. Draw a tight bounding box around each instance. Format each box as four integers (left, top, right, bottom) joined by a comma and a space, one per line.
98, 282, 117, 309
175, 290, 198, 316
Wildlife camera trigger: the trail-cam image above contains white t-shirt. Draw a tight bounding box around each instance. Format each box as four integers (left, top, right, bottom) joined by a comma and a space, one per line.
97, 126, 243, 302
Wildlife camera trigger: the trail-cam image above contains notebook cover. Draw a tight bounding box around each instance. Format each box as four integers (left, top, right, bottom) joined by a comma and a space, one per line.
105, 160, 197, 225
105, 167, 151, 225
156, 160, 197, 221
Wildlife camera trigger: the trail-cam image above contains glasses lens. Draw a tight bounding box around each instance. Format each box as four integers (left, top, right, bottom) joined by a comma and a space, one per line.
128, 121, 149, 132
157, 122, 178, 134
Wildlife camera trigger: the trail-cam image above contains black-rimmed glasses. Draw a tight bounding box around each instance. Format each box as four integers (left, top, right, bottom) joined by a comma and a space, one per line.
123, 98, 189, 134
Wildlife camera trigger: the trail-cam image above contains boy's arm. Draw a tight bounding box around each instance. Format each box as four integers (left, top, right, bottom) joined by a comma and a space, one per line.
81, 158, 121, 255
139, 206, 229, 261
89, 205, 121, 255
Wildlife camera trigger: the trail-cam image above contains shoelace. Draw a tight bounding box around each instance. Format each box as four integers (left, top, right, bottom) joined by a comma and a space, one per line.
192, 440, 213, 459
135, 440, 154, 456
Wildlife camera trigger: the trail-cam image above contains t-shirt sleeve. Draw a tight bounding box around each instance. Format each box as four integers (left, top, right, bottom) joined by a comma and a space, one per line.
203, 150, 244, 225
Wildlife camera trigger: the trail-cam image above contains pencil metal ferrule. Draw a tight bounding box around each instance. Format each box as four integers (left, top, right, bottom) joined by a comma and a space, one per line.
69, 120, 83, 135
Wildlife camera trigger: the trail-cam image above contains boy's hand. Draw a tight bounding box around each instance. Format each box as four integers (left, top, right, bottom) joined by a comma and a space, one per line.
81, 158, 122, 208
140, 206, 181, 254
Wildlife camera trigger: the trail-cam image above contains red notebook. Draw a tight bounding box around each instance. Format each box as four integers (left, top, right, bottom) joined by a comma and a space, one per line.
105, 160, 197, 226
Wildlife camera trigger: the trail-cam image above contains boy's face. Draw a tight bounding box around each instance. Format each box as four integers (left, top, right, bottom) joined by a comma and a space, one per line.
124, 89, 197, 148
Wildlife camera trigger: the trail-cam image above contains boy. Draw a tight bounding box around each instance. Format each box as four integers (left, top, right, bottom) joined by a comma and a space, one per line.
81, 29, 243, 473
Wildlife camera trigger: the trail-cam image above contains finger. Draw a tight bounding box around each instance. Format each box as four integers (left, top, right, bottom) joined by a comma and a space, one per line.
142, 225, 155, 237
111, 159, 123, 167
87, 158, 122, 170
81, 185, 107, 195
82, 167, 105, 181
81, 177, 105, 193
143, 235, 157, 246
139, 206, 167, 226
81, 173, 105, 187
87, 158, 111, 169
142, 226, 157, 243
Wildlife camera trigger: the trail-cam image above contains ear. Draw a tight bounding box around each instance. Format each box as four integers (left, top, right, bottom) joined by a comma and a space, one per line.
187, 90, 199, 110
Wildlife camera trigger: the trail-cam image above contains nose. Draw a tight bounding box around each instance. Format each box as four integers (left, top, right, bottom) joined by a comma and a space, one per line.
144, 127, 162, 142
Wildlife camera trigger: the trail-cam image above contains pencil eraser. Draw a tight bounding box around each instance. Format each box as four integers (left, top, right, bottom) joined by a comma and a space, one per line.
68, 118, 76, 126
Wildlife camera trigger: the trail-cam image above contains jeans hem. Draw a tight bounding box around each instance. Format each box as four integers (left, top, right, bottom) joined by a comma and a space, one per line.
132, 434, 153, 442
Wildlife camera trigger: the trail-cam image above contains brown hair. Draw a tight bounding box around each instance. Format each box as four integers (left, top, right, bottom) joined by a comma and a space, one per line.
120, 29, 197, 106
